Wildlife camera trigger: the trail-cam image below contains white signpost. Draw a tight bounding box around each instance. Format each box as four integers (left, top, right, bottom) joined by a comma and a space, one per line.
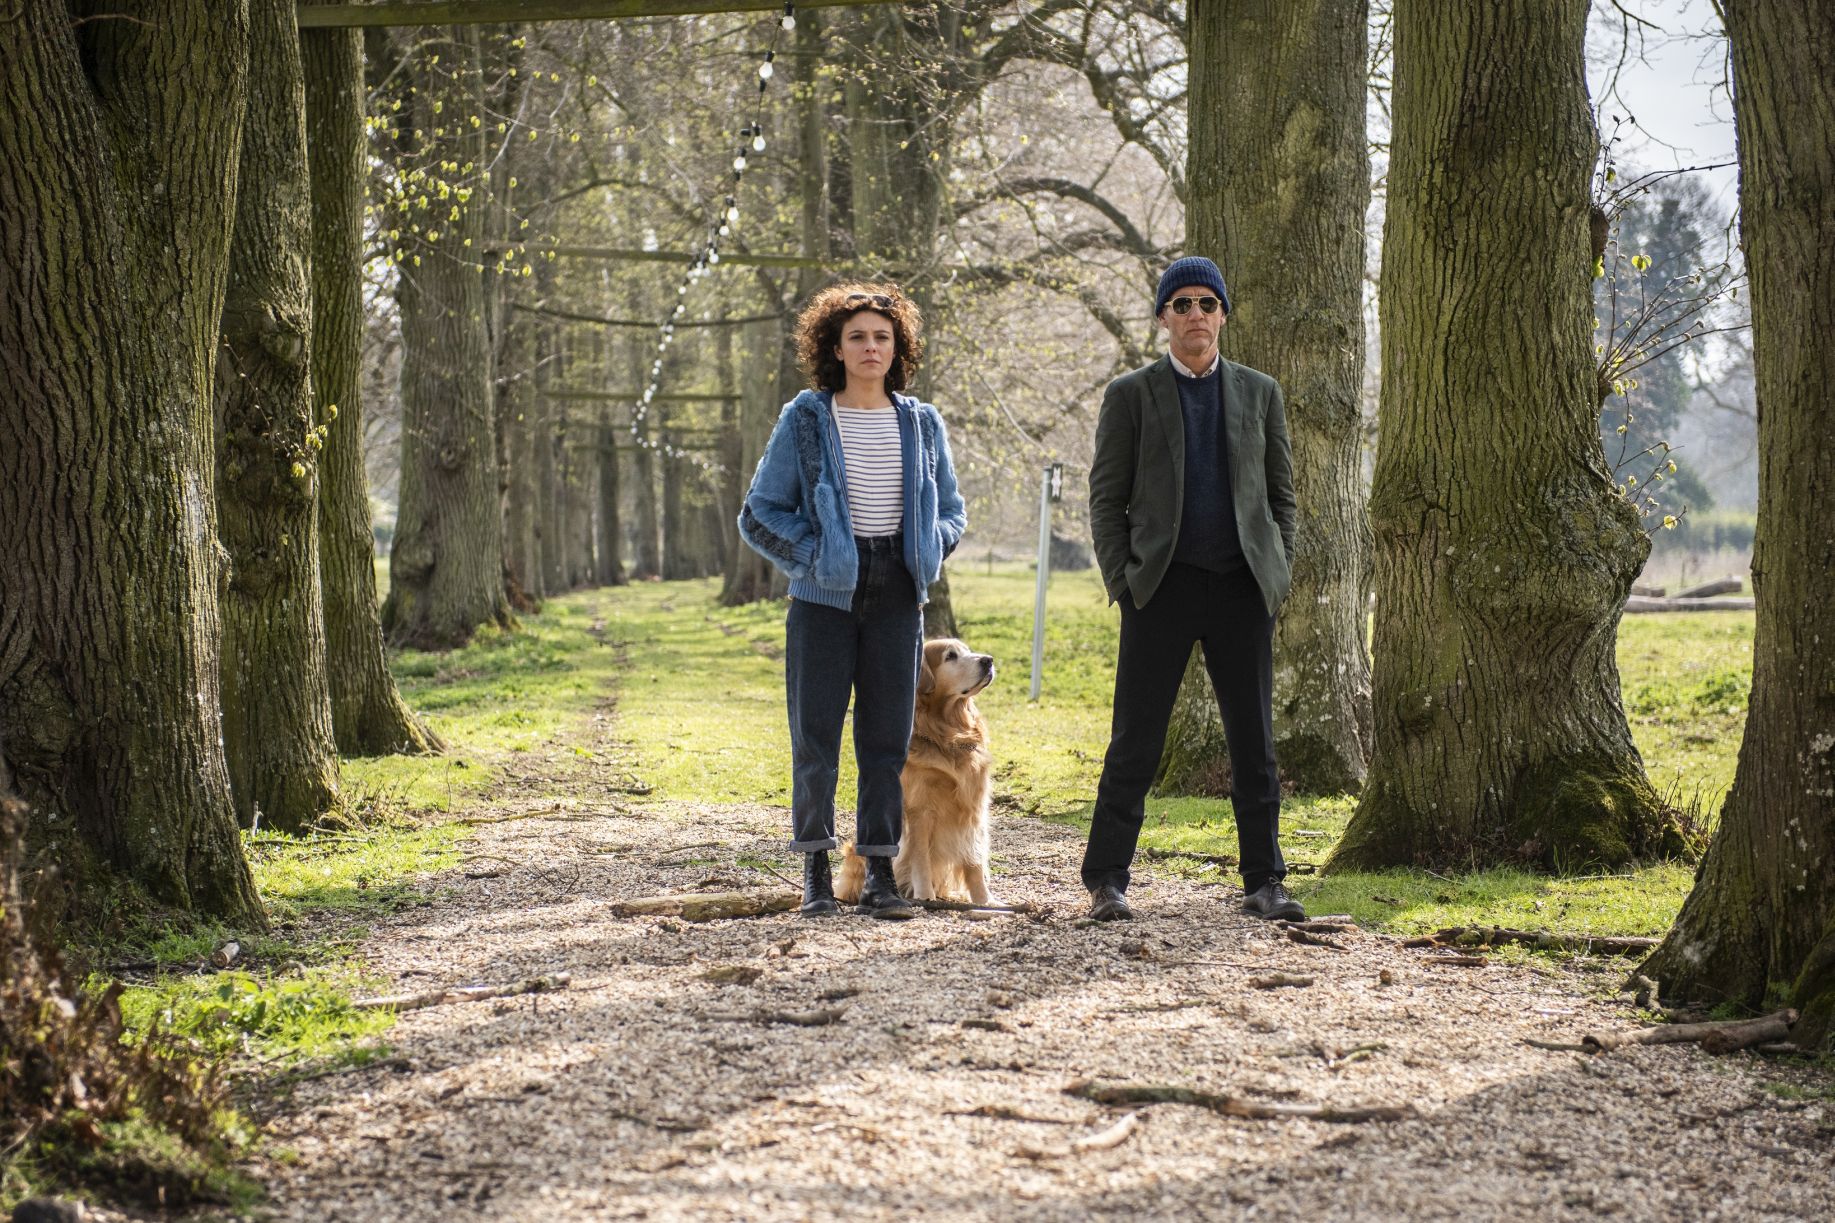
1029, 463, 1063, 701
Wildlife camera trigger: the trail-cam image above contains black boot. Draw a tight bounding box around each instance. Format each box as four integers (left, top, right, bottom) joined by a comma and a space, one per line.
800, 851, 839, 918
856, 855, 915, 920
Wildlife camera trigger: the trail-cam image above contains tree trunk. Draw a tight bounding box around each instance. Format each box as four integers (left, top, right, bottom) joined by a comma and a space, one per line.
539, 329, 571, 593
1330, 0, 1686, 871
304, 9, 439, 756
496, 305, 543, 605
381, 26, 514, 649
1644, 0, 1835, 1050
628, 346, 664, 580
0, 1, 262, 922
595, 409, 626, 586
1185, 0, 1374, 796
721, 319, 791, 605
215, 0, 341, 832
567, 434, 596, 587
1154, 649, 1232, 796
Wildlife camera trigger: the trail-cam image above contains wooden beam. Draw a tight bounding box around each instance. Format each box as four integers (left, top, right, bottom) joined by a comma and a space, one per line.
545, 389, 739, 402
299, 0, 903, 29
494, 244, 825, 270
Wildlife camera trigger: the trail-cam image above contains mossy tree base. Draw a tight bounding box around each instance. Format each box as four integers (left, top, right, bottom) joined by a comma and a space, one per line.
1332, 753, 1692, 874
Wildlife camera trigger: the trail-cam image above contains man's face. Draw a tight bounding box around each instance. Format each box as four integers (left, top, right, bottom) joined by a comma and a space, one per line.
1158, 284, 1226, 362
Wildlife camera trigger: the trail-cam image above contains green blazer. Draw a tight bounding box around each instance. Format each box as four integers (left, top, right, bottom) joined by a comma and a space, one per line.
1087, 354, 1297, 616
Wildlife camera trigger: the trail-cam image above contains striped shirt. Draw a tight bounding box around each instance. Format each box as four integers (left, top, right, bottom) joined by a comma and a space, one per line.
832, 405, 905, 537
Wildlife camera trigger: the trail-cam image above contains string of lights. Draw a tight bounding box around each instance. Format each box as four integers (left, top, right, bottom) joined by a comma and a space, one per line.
625, 1, 798, 471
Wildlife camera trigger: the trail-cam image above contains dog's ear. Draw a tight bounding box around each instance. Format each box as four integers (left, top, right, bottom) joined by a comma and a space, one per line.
918, 651, 937, 696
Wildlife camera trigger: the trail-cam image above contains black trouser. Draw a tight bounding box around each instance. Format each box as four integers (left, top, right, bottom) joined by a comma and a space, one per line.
1082, 562, 1285, 894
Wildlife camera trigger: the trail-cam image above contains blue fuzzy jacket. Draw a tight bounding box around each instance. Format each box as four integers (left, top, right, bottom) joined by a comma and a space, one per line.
737, 389, 967, 611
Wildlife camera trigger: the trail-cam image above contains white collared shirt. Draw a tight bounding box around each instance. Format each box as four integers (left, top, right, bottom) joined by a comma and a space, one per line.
1170, 349, 1221, 379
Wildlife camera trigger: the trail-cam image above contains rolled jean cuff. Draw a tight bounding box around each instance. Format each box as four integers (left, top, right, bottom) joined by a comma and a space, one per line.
853, 843, 899, 857
789, 836, 838, 853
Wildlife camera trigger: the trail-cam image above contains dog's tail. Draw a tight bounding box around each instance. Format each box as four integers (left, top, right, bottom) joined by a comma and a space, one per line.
833, 841, 865, 903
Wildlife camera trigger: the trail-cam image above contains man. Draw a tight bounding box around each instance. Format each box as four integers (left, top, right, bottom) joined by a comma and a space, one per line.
1083, 256, 1303, 923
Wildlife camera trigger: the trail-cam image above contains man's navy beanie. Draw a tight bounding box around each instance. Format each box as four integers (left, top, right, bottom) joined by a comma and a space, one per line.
1155, 256, 1231, 316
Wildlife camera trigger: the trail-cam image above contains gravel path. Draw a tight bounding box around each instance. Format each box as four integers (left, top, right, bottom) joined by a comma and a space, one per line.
252, 791, 1835, 1222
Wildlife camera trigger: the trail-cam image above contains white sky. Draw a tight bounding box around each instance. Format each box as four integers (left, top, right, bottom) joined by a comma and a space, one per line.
1586, 0, 1738, 211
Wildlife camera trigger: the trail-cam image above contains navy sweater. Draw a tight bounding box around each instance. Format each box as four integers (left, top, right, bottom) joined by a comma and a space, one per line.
1170, 365, 1246, 574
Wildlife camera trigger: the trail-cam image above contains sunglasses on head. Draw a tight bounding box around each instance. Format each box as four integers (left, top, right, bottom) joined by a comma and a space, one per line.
1166, 295, 1223, 316
844, 292, 896, 311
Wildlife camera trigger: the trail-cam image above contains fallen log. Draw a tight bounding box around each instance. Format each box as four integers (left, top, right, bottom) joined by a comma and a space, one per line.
611, 890, 800, 921
1065, 1079, 1413, 1124
1580, 1008, 1797, 1055
1625, 595, 1754, 613
1015, 1110, 1142, 1160
1675, 576, 1743, 599
1421, 926, 1660, 957
1630, 582, 1667, 597
354, 972, 571, 1012
911, 897, 1047, 917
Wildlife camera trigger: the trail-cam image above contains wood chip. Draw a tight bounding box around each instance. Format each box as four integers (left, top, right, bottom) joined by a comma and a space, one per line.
1247, 973, 1314, 990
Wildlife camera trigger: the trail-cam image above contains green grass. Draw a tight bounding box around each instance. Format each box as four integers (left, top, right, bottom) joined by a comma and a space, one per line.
342, 599, 623, 810
576, 562, 1751, 943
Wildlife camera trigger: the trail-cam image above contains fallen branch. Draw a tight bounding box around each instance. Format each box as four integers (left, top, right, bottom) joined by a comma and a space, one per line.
945, 1104, 1079, 1125
354, 972, 571, 1012
1283, 927, 1346, 951
1580, 1008, 1797, 1055
1065, 1080, 1413, 1124
611, 890, 800, 921
1015, 1110, 1142, 1160
1625, 595, 1754, 613
1282, 920, 1358, 935
1139, 847, 1238, 868
911, 897, 1047, 916
1247, 973, 1314, 990
1420, 926, 1660, 957
705, 1006, 846, 1027
1419, 955, 1488, 968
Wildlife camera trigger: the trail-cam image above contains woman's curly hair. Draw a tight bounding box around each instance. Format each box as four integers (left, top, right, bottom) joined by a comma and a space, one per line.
793, 282, 925, 393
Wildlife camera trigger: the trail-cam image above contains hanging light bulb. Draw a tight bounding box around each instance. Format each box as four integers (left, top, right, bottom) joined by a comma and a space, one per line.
782, 14, 796, 31
727, 205, 741, 223
733, 155, 747, 172
718, 224, 730, 236
753, 134, 766, 152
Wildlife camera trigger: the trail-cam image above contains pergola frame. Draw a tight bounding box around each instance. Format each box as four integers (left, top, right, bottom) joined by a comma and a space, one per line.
298, 0, 904, 29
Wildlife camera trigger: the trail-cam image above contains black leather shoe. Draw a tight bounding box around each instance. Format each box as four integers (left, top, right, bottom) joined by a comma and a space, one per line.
800, 851, 840, 918
1088, 883, 1134, 921
857, 855, 915, 920
1242, 880, 1306, 922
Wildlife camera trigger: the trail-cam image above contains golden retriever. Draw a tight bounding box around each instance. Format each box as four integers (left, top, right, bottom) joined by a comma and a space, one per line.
835, 637, 996, 905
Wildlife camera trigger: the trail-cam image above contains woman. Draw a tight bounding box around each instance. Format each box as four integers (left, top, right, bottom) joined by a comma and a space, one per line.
738, 284, 966, 920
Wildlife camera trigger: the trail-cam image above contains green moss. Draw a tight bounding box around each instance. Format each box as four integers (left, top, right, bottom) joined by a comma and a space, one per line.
1510, 753, 1699, 869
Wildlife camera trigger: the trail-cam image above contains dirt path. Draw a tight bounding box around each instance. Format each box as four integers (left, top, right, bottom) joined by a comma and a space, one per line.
250, 773, 1833, 1221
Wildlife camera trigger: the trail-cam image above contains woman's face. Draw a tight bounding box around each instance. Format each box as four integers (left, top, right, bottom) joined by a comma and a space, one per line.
834, 310, 897, 386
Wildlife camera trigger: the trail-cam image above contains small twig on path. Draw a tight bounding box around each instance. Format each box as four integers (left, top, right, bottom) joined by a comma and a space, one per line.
1419, 954, 1488, 967
353, 973, 571, 1012
748, 861, 801, 891
1014, 1110, 1143, 1160
705, 1006, 847, 1027
945, 1104, 1080, 1125
1065, 1080, 1414, 1124
1281, 920, 1358, 935
611, 890, 800, 921
1283, 927, 1347, 951
911, 897, 1047, 916
1248, 973, 1314, 990
1139, 847, 1238, 868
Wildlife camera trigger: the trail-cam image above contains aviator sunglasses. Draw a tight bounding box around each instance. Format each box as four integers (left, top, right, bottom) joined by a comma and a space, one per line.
844, 292, 897, 311
1166, 295, 1223, 316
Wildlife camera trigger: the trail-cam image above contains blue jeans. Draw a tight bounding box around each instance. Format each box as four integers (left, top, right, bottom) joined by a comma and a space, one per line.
785, 535, 922, 855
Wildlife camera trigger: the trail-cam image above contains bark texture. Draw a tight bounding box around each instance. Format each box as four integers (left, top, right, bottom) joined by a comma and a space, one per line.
1186, 0, 1373, 795
216, 0, 341, 832
304, 5, 439, 756
381, 27, 514, 648
0, 1, 262, 921
1331, 0, 1685, 871
1644, 0, 1835, 1050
